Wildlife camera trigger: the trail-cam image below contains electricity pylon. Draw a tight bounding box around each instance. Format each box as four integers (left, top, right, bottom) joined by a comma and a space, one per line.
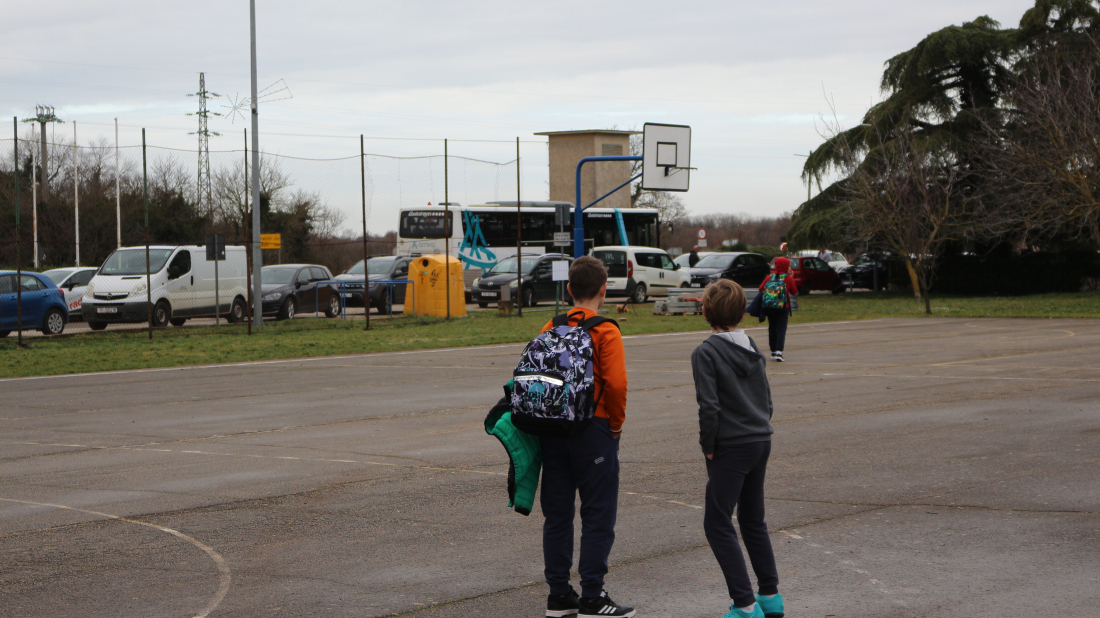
187, 73, 221, 219
21, 105, 63, 202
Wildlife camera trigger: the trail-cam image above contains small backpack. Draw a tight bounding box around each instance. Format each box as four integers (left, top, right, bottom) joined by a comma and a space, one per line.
761, 273, 789, 309
510, 311, 619, 437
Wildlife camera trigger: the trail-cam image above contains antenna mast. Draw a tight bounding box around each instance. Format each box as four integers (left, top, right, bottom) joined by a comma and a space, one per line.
188, 73, 221, 219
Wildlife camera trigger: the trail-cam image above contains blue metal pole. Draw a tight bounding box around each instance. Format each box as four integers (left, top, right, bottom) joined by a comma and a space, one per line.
573, 156, 642, 258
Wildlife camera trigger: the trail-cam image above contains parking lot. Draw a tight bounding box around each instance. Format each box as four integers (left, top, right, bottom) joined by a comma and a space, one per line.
1, 317, 1098, 617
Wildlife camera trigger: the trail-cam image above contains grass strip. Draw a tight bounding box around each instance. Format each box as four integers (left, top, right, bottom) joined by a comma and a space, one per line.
1, 291, 1096, 379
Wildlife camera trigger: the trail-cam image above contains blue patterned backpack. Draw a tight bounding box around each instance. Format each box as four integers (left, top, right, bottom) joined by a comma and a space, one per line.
510, 311, 619, 437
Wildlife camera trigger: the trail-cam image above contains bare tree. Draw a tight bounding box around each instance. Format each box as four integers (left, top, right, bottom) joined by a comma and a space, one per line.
976, 36, 1100, 244
829, 110, 975, 313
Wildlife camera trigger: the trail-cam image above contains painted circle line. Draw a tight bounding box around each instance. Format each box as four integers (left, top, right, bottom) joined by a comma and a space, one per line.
0, 497, 231, 618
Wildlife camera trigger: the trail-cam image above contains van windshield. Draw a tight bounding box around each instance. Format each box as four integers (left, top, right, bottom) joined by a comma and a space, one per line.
100, 249, 174, 276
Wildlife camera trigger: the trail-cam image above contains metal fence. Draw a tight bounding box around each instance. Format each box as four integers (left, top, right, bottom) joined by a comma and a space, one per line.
0, 131, 531, 338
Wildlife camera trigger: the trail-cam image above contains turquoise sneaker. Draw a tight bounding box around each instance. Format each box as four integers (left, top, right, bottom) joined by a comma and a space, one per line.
755, 593, 784, 617
720, 603, 764, 618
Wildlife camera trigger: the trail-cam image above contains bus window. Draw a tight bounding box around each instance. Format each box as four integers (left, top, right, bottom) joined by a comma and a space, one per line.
400, 210, 453, 239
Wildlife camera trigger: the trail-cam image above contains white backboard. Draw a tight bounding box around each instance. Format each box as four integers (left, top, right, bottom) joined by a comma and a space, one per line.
642, 123, 691, 192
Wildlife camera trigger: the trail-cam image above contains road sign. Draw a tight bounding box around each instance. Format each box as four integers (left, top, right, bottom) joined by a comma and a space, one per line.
698, 228, 706, 240
553, 232, 572, 246
698, 239, 707, 248
205, 234, 225, 261
642, 123, 692, 192
261, 233, 281, 250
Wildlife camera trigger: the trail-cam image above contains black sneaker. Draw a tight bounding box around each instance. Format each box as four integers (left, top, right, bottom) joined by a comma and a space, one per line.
546, 587, 580, 617
578, 591, 636, 617
774, 352, 785, 362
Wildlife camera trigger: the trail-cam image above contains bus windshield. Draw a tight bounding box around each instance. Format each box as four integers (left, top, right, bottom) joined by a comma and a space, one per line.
400, 211, 452, 239
100, 248, 174, 276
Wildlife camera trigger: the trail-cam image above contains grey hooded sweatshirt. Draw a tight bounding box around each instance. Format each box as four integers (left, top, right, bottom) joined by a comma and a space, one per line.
690, 329, 774, 455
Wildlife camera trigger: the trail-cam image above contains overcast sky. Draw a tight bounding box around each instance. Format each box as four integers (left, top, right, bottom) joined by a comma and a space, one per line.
2, 0, 1037, 231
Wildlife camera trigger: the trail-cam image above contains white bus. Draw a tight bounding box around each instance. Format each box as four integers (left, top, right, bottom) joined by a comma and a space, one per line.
394, 202, 662, 292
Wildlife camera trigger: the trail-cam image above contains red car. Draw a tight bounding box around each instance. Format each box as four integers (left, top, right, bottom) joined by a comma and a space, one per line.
787, 256, 844, 293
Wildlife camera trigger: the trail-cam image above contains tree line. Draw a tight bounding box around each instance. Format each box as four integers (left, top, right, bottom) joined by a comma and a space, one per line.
788, 0, 1100, 310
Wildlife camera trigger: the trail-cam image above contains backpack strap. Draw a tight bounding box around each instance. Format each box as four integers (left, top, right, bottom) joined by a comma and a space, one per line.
578, 315, 620, 333
551, 311, 585, 328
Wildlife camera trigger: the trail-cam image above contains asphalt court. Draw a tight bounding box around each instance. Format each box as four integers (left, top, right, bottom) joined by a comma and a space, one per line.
1, 317, 1098, 617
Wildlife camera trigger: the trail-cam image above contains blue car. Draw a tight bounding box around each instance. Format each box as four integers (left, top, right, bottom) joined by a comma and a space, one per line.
0, 271, 69, 337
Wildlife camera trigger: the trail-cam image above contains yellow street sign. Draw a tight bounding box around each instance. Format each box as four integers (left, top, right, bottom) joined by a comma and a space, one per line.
261, 233, 281, 250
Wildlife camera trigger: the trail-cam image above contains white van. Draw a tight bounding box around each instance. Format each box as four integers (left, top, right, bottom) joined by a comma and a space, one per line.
81, 245, 248, 330
591, 246, 691, 303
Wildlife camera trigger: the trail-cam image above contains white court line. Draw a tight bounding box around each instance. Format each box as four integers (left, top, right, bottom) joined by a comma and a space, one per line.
0, 319, 889, 384
0, 497, 231, 618
819, 372, 1100, 383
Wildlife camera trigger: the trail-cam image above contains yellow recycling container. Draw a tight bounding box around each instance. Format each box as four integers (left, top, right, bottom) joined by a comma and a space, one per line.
405, 254, 467, 317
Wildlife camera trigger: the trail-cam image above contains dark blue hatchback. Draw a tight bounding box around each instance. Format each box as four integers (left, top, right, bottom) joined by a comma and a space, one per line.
0, 271, 69, 336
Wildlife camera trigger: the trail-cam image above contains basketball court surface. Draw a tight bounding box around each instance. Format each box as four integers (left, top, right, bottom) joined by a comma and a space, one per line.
1, 317, 1097, 617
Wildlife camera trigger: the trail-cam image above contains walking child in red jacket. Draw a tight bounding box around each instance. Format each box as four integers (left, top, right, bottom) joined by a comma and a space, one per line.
758, 257, 798, 362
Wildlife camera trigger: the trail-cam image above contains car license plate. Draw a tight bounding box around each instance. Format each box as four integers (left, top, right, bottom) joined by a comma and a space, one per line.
97, 306, 118, 314
691, 283, 701, 287
481, 291, 497, 298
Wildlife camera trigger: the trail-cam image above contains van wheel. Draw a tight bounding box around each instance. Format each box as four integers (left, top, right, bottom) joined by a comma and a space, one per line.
88, 321, 108, 331
152, 301, 171, 328
170, 317, 187, 327
325, 295, 340, 318
41, 308, 66, 335
631, 283, 648, 304
279, 297, 296, 320
227, 297, 246, 323
478, 302, 489, 308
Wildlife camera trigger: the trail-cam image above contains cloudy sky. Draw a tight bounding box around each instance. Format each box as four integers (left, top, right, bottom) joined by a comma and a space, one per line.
2, 0, 1037, 231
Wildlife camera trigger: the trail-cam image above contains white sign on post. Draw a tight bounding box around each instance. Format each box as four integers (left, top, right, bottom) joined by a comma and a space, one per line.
552, 260, 570, 281
698, 239, 707, 248
553, 232, 572, 246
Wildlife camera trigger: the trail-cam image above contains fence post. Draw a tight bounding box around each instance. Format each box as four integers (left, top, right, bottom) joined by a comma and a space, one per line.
14, 117, 24, 348
516, 137, 522, 317
143, 128, 152, 341
361, 134, 370, 331
444, 139, 450, 320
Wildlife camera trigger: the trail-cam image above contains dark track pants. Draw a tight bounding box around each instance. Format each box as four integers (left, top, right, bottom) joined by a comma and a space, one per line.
540, 417, 620, 598
764, 308, 789, 352
704, 441, 779, 607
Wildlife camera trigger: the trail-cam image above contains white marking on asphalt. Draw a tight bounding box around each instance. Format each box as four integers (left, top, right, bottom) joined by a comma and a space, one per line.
0, 497, 231, 618
818, 372, 1100, 383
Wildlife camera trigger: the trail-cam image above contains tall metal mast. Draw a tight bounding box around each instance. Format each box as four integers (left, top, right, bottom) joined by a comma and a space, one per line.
188, 73, 221, 219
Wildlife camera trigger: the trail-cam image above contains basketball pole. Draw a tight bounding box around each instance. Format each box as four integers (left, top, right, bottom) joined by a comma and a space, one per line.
444, 138, 450, 320
573, 156, 642, 259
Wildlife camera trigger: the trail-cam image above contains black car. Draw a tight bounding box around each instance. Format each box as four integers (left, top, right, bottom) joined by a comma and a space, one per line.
474, 254, 574, 308
838, 253, 891, 291
260, 264, 340, 320
334, 256, 412, 314
685, 252, 771, 289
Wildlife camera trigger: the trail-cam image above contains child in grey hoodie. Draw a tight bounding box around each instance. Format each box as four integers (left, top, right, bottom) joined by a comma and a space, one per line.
692, 280, 783, 618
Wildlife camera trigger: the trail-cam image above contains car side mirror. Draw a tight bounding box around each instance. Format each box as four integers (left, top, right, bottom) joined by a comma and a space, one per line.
673, 263, 681, 270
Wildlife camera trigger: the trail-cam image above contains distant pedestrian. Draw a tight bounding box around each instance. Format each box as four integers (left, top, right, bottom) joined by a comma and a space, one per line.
693, 279, 783, 618
689, 246, 701, 267
816, 247, 829, 261
758, 257, 798, 362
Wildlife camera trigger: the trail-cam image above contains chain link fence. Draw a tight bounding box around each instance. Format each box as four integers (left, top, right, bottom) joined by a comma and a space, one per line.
0, 133, 530, 337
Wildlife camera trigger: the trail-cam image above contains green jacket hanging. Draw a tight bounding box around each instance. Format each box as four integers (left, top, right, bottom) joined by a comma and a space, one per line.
484, 381, 542, 516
